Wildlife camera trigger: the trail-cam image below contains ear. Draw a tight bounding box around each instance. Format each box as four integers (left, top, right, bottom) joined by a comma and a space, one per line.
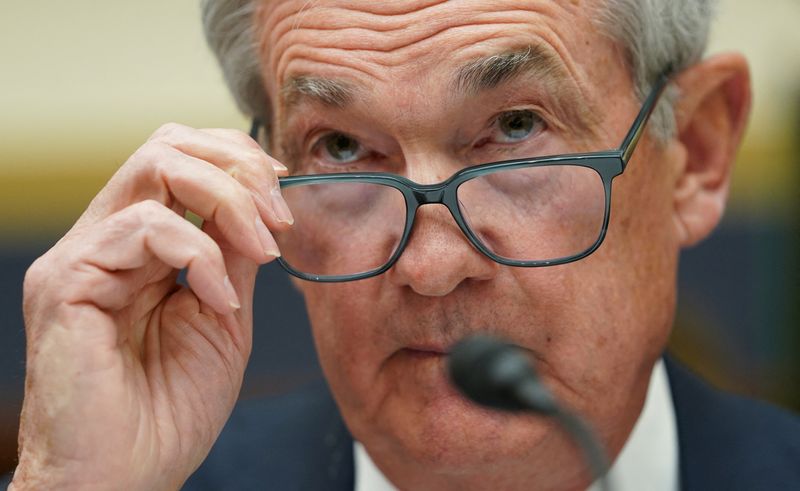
670, 53, 752, 247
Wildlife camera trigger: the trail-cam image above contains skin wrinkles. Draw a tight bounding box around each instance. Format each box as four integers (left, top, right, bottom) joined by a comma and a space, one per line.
312, 248, 607, 440
260, 1, 590, 90
455, 47, 601, 137
258, 1, 679, 490
376, 293, 585, 402
260, 2, 613, 168
278, 46, 600, 157
274, 18, 550, 55
281, 44, 596, 117
277, 0, 449, 33
272, 37, 610, 171
269, 1, 519, 46
454, 45, 565, 93
278, 45, 571, 109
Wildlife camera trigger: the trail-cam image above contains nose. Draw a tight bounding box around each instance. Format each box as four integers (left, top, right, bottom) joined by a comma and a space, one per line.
387, 202, 499, 296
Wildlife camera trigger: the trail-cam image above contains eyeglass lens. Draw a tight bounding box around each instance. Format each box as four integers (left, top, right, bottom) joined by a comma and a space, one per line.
275, 181, 406, 277
457, 164, 605, 263
272, 163, 606, 278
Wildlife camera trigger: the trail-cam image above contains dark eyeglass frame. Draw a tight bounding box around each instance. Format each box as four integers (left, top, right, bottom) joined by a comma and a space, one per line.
250, 73, 670, 282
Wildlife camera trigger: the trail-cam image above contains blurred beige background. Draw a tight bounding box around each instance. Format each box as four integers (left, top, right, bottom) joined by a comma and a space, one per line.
1, 0, 798, 477
0, 0, 246, 238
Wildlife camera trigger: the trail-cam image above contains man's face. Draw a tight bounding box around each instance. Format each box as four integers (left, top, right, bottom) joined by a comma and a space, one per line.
259, 0, 682, 486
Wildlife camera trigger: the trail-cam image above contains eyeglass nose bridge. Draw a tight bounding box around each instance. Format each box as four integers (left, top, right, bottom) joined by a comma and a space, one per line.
404, 183, 474, 250
411, 186, 447, 206
403, 183, 470, 247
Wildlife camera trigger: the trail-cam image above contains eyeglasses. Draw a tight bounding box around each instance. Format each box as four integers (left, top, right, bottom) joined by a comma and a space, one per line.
250, 73, 669, 282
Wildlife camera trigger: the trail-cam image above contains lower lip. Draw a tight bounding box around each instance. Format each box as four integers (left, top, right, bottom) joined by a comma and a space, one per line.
394, 349, 475, 404
403, 348, 446, 359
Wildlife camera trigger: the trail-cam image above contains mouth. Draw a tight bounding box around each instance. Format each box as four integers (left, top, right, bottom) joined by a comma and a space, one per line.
387, 346, 461, 399
402, 344, 450, 359
402, 350, 446, 364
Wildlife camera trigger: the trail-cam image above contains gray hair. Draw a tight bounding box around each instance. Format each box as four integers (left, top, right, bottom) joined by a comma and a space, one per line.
599, 0, 716, 138
200, 0, 716, 143
201, 0, 265, 119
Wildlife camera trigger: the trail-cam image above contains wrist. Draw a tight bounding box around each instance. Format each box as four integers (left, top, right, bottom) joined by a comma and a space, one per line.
9, 457, 91, 491
10, 456, 186, 491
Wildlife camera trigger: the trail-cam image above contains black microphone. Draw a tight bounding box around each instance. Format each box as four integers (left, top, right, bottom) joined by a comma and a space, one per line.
448, 334, 559, 414
448, 334, 613, 491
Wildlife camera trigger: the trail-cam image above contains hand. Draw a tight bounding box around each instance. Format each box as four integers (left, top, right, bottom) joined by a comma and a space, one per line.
10, 123, 292, 490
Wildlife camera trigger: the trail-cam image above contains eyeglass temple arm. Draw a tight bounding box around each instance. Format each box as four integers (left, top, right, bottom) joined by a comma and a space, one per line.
250, 118, 262, 141
618, 72, 671, 168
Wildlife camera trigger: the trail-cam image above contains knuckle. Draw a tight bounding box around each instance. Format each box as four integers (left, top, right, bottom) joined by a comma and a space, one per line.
137, 198, 168, 215
134, 200, 173, 225
227, 128, 257, 147
23, 255, 49, 296
243, 146, 266, 164
150, 122, 188, 143
130, 140, 173, 172
22, 251, 67, 329
111, 200, 169, 230
209, 127, 260, 151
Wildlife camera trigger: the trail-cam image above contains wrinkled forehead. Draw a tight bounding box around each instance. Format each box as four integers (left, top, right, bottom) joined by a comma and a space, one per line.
254, 0, 612, 112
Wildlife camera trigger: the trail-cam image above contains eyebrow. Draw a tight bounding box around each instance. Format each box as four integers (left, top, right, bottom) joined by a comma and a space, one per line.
452, 45, 599, 133
452, 45, 567, 94
279, 45, 566, 110
278, 44, 597, 134
280, 75, 355, 110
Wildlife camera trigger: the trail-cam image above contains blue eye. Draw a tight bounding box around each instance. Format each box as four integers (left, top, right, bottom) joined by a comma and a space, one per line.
496, 110, 543, 142
322, 133, 361, 163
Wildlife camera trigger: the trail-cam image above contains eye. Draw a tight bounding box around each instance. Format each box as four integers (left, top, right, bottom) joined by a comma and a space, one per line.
319, 132, 363, 164
494, 110, 544, 143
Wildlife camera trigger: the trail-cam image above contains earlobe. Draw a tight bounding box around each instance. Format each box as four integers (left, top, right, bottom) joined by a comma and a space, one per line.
671, 53, 752, 247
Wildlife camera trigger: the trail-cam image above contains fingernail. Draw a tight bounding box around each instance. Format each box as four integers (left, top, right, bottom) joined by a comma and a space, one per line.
255, 217, 281, 258
271, 189, 294, 225
271, 160, 288, 172
223, 276, 241, 310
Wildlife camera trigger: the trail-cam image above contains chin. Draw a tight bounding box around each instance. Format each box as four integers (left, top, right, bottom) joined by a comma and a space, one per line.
416, 404, 554, 470
349, 363, 559, 474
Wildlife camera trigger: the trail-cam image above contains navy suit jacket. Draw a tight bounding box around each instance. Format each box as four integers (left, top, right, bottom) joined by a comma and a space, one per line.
185, 358, 800, 490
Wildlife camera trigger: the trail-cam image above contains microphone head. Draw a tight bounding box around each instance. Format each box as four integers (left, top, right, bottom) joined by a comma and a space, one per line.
448, 334, 557, 413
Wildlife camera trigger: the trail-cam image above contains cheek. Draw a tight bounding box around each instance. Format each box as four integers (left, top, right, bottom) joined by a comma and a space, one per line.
300, 280, 391, 398
520, 149, 680, 402
612, 146, 681, 291
594, 146, 680, 357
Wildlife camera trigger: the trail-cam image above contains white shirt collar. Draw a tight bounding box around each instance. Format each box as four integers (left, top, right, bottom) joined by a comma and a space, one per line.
354, 359, 679, 491
588, 359, 679, 491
